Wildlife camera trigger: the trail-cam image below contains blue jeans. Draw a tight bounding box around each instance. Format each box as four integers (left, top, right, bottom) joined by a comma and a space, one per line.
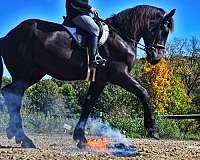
72, 14, 100, 37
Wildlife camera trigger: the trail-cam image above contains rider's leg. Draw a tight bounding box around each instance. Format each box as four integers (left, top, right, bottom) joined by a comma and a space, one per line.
72, 14, 106, 66
87, 33, 100, 66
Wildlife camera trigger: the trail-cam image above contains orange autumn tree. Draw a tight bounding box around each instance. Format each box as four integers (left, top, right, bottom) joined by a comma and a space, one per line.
141, 59, 191, 114
141, 59, 170, 113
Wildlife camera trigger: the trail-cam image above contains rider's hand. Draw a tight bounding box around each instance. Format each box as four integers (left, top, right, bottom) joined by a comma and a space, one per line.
90, 7, 97, 14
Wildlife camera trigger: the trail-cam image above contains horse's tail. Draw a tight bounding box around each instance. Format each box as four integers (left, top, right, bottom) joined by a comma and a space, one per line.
0, 37, 3, 88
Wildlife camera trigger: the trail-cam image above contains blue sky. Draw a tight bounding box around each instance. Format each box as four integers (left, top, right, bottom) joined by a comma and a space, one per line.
1, 0, 200, 77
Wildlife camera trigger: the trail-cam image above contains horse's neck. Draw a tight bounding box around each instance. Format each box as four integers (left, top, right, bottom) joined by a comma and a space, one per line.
106, 15, 145, 41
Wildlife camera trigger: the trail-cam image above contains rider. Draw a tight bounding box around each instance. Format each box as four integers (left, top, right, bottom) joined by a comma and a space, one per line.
65, 0, 106, 67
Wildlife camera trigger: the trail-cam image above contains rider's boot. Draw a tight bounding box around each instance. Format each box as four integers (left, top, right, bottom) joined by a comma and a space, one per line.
88, 35, 106, 68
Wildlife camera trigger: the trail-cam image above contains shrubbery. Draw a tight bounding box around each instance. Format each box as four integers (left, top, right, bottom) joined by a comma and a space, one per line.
0, 111, 199, 140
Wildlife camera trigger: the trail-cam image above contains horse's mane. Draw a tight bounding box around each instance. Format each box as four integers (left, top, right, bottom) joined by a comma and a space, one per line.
106, 5, 174, 38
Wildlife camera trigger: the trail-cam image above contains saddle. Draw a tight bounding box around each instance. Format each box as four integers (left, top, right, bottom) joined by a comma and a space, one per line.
62, 16, 109, 48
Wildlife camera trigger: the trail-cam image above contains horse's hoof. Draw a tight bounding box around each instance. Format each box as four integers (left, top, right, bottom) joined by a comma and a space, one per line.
21, 140, 36, 148
15, 130, 24, 144
16, 139, 21, 144
6, 127, 16, 140
77, 141, 86, 149
148, 132, 160, 140
147, 128, 160, 140
73, 128, 86, 142
15, 136, 22, 144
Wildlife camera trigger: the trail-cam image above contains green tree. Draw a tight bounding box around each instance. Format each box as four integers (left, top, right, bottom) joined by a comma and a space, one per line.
165, 74, 192, 114
167, 37, 200, 112
24, 80, 65, 115
58, 83, 80, 114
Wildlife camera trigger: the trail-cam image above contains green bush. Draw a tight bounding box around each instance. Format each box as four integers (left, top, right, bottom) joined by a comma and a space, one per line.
156, 116, 181, 138
0, 112, 78, 134
176, 120, 200, 138
105, 113, 144, 138
156, 116, 200, 140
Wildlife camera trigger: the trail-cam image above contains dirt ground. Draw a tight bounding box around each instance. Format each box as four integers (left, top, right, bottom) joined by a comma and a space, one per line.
0, 133, 200, 160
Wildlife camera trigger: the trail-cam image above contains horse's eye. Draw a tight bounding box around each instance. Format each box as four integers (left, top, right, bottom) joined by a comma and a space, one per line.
161, 23, 169, 31
161, 23, 170, 36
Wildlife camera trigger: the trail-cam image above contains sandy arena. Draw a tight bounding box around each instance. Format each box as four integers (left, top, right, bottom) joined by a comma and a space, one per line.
0, 133, 200, 159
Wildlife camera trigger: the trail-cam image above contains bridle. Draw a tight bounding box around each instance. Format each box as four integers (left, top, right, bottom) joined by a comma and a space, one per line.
94, 13, 166, 52
146, 21, 166, 51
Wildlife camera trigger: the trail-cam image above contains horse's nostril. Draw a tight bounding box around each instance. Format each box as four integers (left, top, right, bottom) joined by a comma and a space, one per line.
147, 47, 155, 53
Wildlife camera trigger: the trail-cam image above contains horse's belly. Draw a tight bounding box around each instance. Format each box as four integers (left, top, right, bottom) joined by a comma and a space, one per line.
35, 50, 88, 81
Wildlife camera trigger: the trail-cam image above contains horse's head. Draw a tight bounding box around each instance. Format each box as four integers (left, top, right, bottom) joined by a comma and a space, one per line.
105, 5, 175, 65
143, 9, 175, 65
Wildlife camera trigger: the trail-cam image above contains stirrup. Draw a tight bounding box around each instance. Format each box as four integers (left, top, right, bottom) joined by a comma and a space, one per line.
94, 54, 106, 66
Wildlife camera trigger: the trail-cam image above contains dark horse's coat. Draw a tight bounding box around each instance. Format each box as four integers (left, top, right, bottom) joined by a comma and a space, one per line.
0, 5, 175, 148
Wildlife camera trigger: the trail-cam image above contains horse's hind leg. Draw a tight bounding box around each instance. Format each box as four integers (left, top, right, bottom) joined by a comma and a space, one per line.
1, 69, 45, 148
73, 80, 106, 148
1, 81, 36, 148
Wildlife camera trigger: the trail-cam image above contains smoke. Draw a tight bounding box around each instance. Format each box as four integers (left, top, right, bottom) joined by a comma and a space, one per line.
87, 118, 130, 145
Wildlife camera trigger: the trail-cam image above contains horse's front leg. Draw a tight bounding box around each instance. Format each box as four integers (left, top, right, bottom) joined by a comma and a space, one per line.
109, 66, 159, 139
73, 80, 106, 148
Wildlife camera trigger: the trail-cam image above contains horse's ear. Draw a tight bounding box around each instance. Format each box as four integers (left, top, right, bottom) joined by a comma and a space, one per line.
163, 9, 176, 22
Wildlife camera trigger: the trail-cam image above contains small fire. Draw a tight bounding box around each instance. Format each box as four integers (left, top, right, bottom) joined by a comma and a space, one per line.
80, 137, 138, 157
85, 137, 110, 152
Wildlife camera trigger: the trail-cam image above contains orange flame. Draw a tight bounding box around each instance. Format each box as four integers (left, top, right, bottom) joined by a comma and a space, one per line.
86, 138, 110, 152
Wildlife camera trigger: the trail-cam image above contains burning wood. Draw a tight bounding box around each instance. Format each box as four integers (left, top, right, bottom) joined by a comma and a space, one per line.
85, 138, 109, 152
85, 137, 139, 157
107, 143, 139, 157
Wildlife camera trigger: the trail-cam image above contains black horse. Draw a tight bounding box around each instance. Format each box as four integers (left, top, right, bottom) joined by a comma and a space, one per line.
0, 5, 175, 148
